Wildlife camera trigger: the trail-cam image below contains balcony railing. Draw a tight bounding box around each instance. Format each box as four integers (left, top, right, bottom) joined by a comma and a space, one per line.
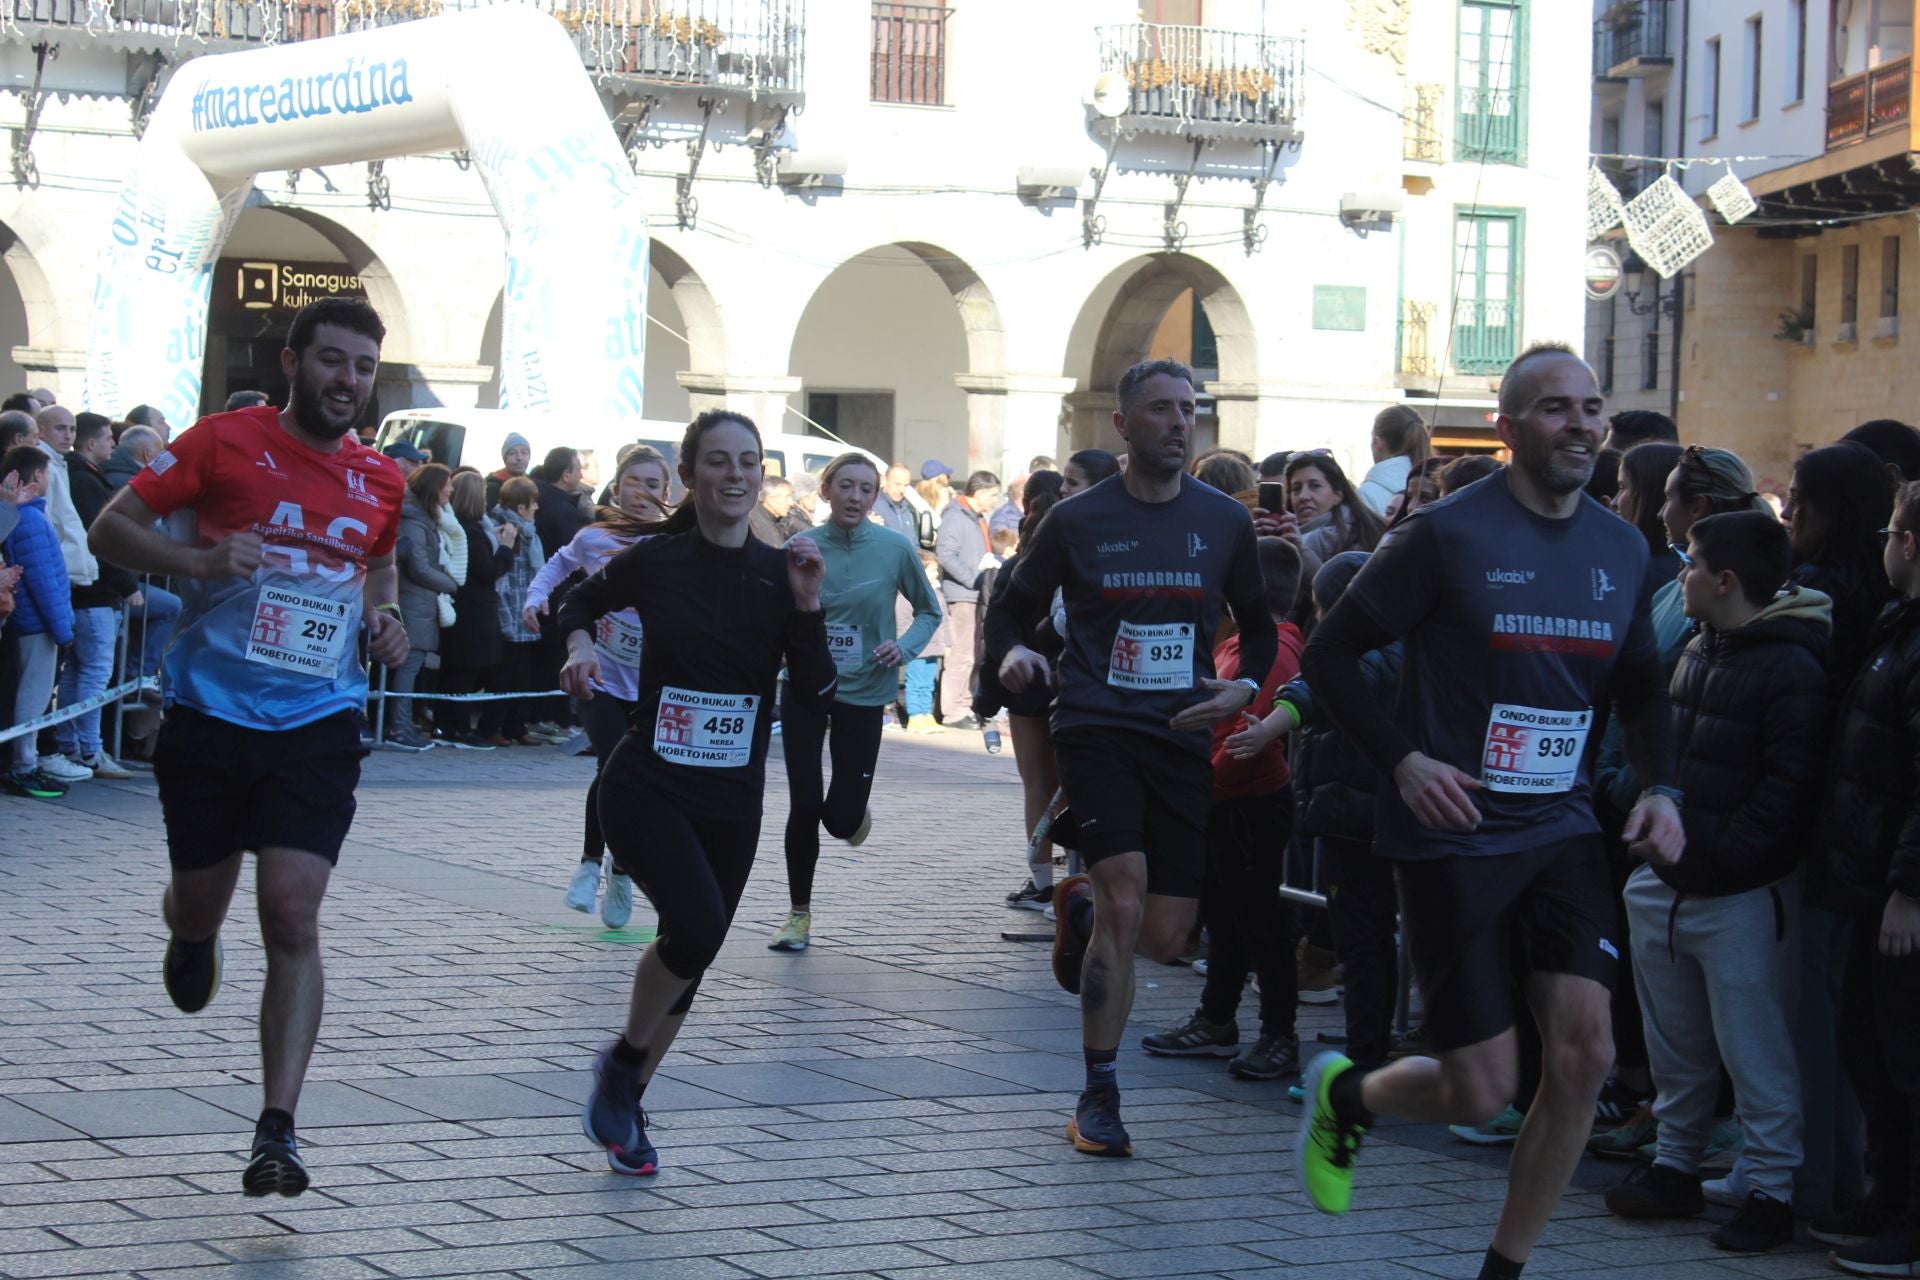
871, 2, 947, 106
1398, 300, 1439, 377
1452, 296, 1519, 375
1, 0, 806, 98
1593, 0, 1673, 76
1827, 55, 1911, 149
1405, 82, 1444, 162
1094, 21, 1305, 141
1456, 84, 1523, 163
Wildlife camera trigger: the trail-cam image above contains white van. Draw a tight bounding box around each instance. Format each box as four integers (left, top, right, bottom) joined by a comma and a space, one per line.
373, 407, 882, 499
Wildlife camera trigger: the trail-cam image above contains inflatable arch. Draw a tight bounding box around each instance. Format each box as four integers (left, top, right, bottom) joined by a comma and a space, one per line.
85, 5, 648, 426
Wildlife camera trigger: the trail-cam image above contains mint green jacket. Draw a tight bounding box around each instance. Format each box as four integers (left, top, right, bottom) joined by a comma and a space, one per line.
793, 519, 945, 706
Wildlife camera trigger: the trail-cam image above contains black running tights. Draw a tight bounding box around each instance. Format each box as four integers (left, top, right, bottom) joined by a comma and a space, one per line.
597, 742, 762, 1014
581, 693, 636, 868
779, 695, 886, 910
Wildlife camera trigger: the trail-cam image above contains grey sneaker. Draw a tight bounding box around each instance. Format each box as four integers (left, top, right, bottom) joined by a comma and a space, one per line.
1140, 1012, 1238, 1058
1229, 1032, 1301, 1080
582, 1041, 643, 1169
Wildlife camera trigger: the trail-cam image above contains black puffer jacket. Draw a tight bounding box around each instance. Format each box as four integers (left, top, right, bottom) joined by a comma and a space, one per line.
1792, 558, 1892, 694
1662, 587, 1832, 897
1818, 595, 1920, 915
1281, 642, 1403, 843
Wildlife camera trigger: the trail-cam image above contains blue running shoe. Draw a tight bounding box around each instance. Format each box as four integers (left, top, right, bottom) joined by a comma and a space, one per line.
1067, 1085, 1132, 1157
583, 1041, 642, 1165
607, 1104, 659, 1176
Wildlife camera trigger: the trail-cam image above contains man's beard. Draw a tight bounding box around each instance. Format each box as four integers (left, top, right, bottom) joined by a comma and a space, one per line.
290, 370, 362, 440
1516, 430, 1595, 496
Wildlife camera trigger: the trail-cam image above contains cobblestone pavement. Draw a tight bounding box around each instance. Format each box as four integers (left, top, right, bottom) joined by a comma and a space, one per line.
0, 727, 1843, 1279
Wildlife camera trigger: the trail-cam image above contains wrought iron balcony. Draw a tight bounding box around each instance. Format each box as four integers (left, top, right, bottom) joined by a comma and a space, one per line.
0, 0, 806, 100
1828, 55, 1911, 149
1398, 300, 1439, 379
1093, 21, 1304, 142
1404, 82, 1444, 162
1593, 0, 1673, 78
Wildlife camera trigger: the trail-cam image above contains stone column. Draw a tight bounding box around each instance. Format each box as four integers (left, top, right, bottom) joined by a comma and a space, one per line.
677, 372, 805, 435
389, 362, 495, 412
1064, 390, 1118, 455
954, 373, 1078, 478
16, 347, 88, 410
1204, 380, 1293, 458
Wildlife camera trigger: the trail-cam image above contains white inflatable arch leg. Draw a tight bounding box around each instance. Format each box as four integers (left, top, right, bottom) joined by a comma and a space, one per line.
85, 6, 647, 424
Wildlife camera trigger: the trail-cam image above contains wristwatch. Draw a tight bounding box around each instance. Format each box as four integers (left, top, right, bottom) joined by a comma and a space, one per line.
1237, 677, 1261, 699
1644, 784, 1684, 808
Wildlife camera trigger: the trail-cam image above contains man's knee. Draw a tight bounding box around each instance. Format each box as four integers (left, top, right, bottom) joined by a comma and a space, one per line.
1545, 1026, 1615, 1097
258, 897, 322, 953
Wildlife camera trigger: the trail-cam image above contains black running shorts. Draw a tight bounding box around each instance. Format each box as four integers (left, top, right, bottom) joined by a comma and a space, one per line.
153, 706, 367, 870
1394, 834, 1619, 1053
1051, 727, 1211, 898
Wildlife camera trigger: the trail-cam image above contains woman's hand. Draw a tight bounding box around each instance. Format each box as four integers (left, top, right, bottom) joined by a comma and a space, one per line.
498, 523, 519, 549
787, 535, 825, 611
871, 640, 903, 667
559, 634, 600, 700
522, 598, 548, 633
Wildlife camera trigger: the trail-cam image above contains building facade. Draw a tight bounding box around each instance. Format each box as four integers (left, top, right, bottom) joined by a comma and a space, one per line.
3, 0, 1590, 482
1584, 0, 1919, 493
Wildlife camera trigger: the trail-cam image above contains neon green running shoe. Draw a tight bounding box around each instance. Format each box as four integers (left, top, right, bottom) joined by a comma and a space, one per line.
1296, 1050, 1366, 1214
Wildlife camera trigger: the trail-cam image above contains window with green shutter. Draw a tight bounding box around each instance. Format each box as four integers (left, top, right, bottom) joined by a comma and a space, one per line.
1456, 0, 1525, 164
1454, 210, 1522, 374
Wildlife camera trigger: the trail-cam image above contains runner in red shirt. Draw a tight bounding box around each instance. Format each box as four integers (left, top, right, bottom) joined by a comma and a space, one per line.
90, 298, 409, 1198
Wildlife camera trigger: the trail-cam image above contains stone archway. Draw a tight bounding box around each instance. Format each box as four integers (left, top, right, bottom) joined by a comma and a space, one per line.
1063, 253, 1259, 454
0, 218, 56, 396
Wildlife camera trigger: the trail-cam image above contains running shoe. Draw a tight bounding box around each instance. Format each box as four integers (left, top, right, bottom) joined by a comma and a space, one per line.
162, 934, 221, 1014
1296, 1051, 1365, 1215
564, 861, 599, 914
1449, 1104, 1525, 1146
1067, 1085, 1131, 1157
582, 1041, 643, 1165
1812, 1201, 1895, 1248
1230, 1033, 1301, 1081
1288, 1082, 1305, 1103
1604, 1161, 1705, 1219
607, 1104, 659, 1176
73, 751, 132, 780
1005, 879, 1052, 911
1832, 1216, 1920, 1276
1710, 1190, 1793, 1252
768, 910, 811, 952
38, 754, 92, 783
944, 714, 982, 731
1588, 1101, 1658, 1160
906, 714, 945, 734
442, 732, 497, 751
1703, 1167, 1751, 1209
1296, 939, 1341, 1005
1594, 1077, 1648, 1127
601, 872, 634, 930
1050, 875, 1092, 995
1140, 1012, 1239, 1058
383, 725, 434, 752
1190, 956, 1210, 976
845, 808, 872, 847
529, 720, 564, 739
3, 769, 67, 799
242, 1115, 310, 1197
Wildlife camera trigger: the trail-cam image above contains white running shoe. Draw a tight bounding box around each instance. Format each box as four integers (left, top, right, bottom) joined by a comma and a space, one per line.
75, 751, 131, 780
602, 871, 634, 929
39, 755, 93, 783
564, 861, 599, 913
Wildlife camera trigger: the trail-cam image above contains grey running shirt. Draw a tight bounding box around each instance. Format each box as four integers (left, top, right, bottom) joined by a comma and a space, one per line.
994, 473, 1270, 755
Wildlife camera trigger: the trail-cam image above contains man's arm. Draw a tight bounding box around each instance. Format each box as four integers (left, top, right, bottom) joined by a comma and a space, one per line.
90, 486, 260, 581
1610, 643, 1686, 864
362, 554, 409, 667
984, 510, 1069, 690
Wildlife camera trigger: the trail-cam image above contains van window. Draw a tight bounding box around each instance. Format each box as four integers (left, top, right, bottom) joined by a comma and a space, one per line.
378, 419, 467, 470
764, 450, 786, 478
803, 454, 837, 476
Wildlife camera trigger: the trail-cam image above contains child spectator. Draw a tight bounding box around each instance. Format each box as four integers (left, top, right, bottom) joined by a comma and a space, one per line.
902, 548, 949, 733
1140, 537, 1305, 1080
480, 475, 544, 746
1603, 511, 1830, 1253
2, 446, 79, 797
1231, 551, 1402, 1074
1813, 478, 1920, 1275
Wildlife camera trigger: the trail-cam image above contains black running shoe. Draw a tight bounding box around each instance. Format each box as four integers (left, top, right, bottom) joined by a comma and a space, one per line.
162, 935, 221, 1014
243, 1117, 310, 1197
608, 1104, 659, 1176
1067, 1085, 1131, 1157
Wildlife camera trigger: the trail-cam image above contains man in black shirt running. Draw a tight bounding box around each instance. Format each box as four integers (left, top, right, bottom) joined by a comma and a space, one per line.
1295, 344, 1684, 1280
992, 358, 1274, 1157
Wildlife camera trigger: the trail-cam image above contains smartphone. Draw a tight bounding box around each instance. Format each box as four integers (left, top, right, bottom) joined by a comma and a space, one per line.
1258, 481, 1288, 515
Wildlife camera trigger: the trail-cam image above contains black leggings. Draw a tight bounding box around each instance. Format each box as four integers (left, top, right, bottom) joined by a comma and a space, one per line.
597, 742, 762, 1015
1199, 790, 1299, 1036
779, 695, 887, 909
581, 693, 637, 868
1322, 836, 1399, 1069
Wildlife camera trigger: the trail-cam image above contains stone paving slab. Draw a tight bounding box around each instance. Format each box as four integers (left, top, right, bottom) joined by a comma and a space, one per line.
0, 731, 1842, 1278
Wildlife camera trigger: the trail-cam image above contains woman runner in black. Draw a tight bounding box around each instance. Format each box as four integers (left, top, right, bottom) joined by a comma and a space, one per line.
558, 411, 835, 1176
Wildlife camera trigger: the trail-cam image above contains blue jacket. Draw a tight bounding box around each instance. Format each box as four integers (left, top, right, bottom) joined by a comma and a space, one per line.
2, 497, 74, 643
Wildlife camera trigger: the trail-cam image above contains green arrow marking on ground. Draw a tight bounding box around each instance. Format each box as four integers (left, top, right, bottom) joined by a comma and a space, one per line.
535, 925, 658, 944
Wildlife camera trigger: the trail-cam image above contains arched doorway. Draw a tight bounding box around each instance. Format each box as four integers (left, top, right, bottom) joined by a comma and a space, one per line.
788, 242, 1004, 472
0, 219, 57, 398
202, 207, 412, 428
1062, 254, 1257, 454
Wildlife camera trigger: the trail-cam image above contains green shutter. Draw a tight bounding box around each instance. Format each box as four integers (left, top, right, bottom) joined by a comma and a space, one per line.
1453, 209, 1523, 374
1456, 0, 1526, 165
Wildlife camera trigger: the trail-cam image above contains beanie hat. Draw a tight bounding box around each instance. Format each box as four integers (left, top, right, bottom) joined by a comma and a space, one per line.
502, 432, 530, 459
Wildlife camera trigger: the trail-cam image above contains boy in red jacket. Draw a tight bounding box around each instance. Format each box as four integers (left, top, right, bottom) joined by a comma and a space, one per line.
1140, 537, 1306, 1078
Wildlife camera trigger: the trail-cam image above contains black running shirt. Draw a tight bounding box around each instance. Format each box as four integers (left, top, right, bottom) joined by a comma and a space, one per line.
987, 473, 1273, 755
1308, 471, 1657, 858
